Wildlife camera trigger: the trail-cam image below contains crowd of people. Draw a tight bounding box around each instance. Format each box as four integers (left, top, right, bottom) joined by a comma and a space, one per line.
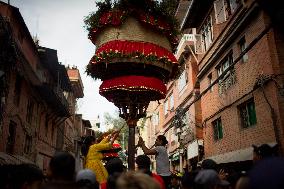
1, 131, 284, 189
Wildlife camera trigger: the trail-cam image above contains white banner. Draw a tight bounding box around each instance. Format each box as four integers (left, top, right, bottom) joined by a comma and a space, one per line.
187, 140, 199, 159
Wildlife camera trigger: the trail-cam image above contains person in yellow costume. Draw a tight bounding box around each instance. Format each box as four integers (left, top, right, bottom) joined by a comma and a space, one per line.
81, 130, 120, 184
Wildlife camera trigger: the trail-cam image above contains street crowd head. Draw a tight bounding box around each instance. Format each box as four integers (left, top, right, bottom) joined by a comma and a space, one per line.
81, 135, 96, 156
116, 171, 161, 189
48, 151, 76, 182
252, 143, 278, 162
155, 135, 168, 146
76, 169, 99, 189
0, 163, 44, 189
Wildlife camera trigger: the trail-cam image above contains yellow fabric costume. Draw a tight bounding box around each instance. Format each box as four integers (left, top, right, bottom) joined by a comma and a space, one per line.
85, 137, 112, 184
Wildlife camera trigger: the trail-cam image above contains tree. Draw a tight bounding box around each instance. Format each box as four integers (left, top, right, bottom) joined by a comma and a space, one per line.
103, 111, 129, 150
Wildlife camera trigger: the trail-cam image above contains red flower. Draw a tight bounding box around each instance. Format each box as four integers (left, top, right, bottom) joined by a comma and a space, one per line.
99, 12, 111, 25
157, 19, 170, 30
111, 11, 123, 26
147, 15, 156, 25
139, 13, 147, 23
94, 40, 178, 64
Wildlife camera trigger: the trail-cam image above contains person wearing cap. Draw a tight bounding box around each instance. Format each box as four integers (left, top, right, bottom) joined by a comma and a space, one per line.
248, 157, 284, 189
194, 169, 230, 189
201, 159, 217, 171
137, 135, 171, 189
252, 143, 277, 163
76, 169, 99, 189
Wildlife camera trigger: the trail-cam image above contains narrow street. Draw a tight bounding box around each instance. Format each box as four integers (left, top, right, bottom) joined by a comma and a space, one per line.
1, 0, 284, 189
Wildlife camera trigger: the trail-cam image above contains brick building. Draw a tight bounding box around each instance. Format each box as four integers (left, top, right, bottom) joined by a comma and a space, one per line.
181, 0, 284, 164
0, 2, 86, 168
142, 1, 203, 172
144, 0, 284, 171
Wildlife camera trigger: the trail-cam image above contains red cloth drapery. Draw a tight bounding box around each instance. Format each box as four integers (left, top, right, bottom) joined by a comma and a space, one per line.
92, 40, 177, 64
99, 75, 167, 97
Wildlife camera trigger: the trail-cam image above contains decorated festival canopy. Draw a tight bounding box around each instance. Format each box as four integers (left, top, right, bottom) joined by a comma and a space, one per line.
101, 143, 122, 161
85, 0, 179, 169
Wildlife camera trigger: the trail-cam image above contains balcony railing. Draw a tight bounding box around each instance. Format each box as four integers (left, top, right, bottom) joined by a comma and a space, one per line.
36, 83, 70, 117
218, 69, 237, 95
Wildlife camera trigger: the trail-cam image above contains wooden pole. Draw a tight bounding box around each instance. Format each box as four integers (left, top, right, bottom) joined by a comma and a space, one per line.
127, 119, 137, 170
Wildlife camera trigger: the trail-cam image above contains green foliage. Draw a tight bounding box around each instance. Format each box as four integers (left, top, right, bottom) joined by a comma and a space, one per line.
84, 0, 112, 31
137, 117, 147, 130
172, 107, 186, 128
158, 0, 179, 34
103, 111, 129, 148
84, 0, 180, 34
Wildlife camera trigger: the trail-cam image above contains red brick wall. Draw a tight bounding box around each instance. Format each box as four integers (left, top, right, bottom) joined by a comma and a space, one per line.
199, 7, 282, 157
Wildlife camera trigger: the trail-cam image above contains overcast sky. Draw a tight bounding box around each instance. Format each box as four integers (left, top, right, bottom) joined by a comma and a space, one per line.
10, 0, 117, 123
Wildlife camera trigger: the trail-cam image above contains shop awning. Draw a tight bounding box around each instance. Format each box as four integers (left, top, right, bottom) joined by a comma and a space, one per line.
206, 147, 253, 164
205, 142, 277, 164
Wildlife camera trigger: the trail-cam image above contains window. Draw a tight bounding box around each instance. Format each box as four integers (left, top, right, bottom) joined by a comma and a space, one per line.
217, 52, 236, 94
164, 99, 169, 117
201, 16, 213, 51
169, 93, 174, 111
208, 73, 213, 92
217, 52, 233, 77
229, 0, 241, 13
214, 0, 241, 24
26, 100, 34, 123
238, 37, 248, 62
214, 0, 226, 24
24, 134, 32, 154
178, 69, 188, 93
212, 118, 223, 140
239, 99, 257, 128
13, 74, 22, 106
6, 121, 17, 153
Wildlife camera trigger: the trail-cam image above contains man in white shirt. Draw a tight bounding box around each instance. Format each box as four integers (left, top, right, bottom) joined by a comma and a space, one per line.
137, 135, 171, 189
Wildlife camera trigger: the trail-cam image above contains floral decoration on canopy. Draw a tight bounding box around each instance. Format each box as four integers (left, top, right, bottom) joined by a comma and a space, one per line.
99, 75, 167, 102
84, 0, 180, 51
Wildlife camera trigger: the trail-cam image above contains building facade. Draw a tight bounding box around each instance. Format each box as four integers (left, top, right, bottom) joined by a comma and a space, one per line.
144, 0, 284, 171
143, 1, 203, 172
183, 0, 284, 163
0, 2, 87, 169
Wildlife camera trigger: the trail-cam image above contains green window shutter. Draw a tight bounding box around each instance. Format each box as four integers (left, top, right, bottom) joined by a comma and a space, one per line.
248, 101, 257, 126
218, 120, 223, 139
213, 123, 218, 140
